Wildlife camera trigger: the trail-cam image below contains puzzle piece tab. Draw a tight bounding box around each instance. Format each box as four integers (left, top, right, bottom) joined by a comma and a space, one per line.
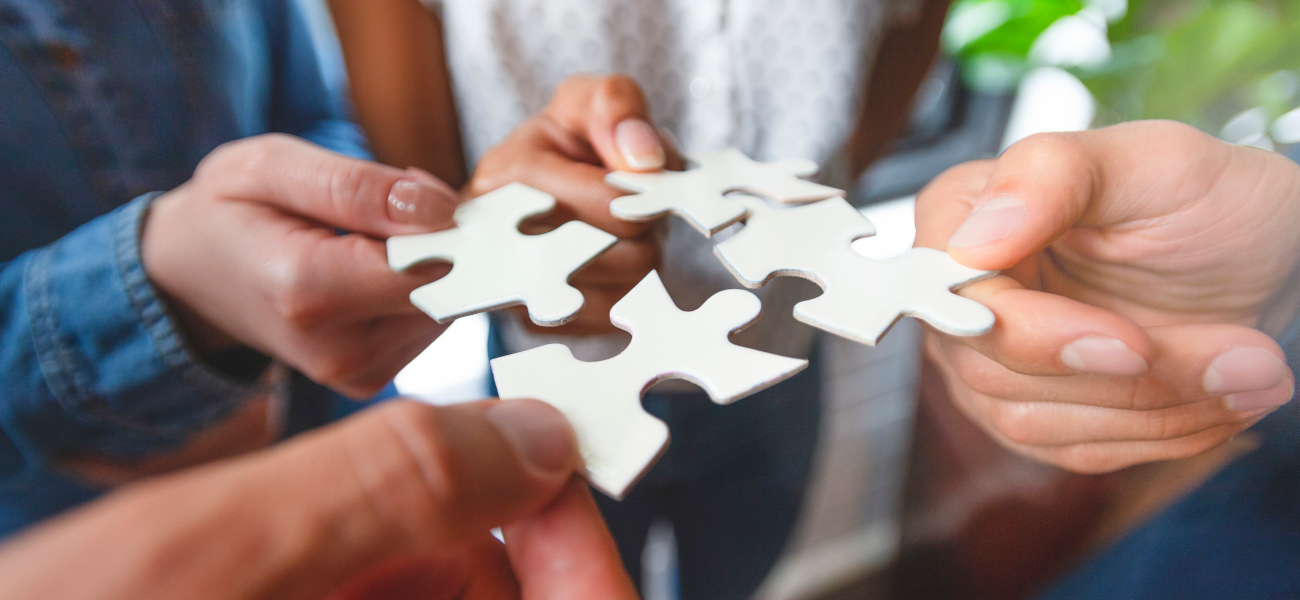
491, 271, 808, 499
715, 195, 997, 345
388, 183, 617, 326
605, 148, 843, 236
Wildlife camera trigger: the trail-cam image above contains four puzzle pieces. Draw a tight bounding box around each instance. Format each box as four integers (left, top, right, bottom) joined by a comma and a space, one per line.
491, 271, 809, 499
715, 195, 997, 345
387, 183, 617, 326
605, 148, 843, 236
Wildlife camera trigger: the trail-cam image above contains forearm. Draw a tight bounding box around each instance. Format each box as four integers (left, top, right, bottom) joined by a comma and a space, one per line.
848, 0, 952, 175
327, 0, 467, 185
0, 439, 380, 600
0, 195, 262, 470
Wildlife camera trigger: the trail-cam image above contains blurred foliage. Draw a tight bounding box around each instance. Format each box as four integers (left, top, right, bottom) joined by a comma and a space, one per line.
1080, 0, 1300, 131
942, 0, 1086, 93
943, 0, 1300, 136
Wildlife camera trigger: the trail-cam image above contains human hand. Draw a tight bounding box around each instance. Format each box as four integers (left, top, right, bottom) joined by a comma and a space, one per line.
142, 134, 459, 397
917, 121, 1300, 473
470, 75, 681, 336
0, 399, 637, 600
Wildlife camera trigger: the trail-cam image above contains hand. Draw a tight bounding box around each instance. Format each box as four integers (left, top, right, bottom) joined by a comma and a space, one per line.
470, 75, 681, 336
142, 134, 460, 397
0, 399, 637, 600
917, 121, 1300, 473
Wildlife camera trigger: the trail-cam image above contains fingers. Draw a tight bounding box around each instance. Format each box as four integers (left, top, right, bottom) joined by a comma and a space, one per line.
0, 400, 583, 600
937, 275, 1154, 379
546, 74, 666, 172
197, 134, 459, 237
934, 315, 1293, 410
257, 399, 581, 598
929, 321, 1294, 471
472, 119, 651, 238
329, 539, 520, 600
505, 479, 639, 600
928, 123, 1244, 271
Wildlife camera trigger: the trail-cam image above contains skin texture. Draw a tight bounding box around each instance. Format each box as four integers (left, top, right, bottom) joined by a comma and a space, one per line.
324, 0, 466, 187
327, 0, 952, 336
0, 400, 637, 600
468, 75, 681, 336
917, 121, 1300, 473
141, 134, 460, 398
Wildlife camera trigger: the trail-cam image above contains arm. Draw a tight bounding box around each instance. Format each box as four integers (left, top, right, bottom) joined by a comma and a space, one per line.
0, 196, 263, 479
847, 0, 952, 175
0, 399, 636, 600
326, 0, 467, 186
263, 0, 372, 159
0, 136, 460, 536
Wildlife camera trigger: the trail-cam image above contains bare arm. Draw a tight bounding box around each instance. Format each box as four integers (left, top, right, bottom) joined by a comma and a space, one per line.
848, 0, 952, 176
326, 0, 467, 187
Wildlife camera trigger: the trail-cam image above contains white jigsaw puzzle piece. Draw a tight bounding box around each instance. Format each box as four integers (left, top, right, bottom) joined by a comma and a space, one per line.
388, 183, 617, 326
605, 148, 843, 236
715, 195, 997, 345
491, 271, 808, 499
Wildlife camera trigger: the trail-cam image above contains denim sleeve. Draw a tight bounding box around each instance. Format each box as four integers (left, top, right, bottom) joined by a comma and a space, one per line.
263, 0, 372, 160
0, 194, 264, 476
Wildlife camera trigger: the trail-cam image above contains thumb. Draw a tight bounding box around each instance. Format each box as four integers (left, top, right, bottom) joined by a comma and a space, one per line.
258, 399, 582, 599
0, 400, 581, 600
933, 122, 1235, 271
937, 132, 1097, 270
546, 75, 668, 172
196, 134, 459, 237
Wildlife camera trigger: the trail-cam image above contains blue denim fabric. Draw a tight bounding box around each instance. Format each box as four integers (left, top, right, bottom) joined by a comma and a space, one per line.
0, 0, 369, 537
1040, 308, 1300, 599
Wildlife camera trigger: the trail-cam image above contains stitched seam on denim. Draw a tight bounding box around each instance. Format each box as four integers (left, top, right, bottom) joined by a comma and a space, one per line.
115, 194, 262, 434
24, 246, 90, 415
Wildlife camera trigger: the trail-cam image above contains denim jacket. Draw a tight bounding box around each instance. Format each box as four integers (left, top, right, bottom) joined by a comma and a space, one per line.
0, 0, 368, 536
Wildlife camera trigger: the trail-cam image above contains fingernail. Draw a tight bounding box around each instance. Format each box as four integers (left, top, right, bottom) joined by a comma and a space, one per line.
1059, 336, 1148, 376
948, 196, 1027, 249
487, 400, 576, 474
614, 118, 665, 170
1223, 382, 1295, 412
387, 179, 458, 227
1205, 348, 1294, 411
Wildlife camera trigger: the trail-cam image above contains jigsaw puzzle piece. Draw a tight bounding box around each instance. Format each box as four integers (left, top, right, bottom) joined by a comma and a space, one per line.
715, 196, 996, 345
491, 271, 808, 499
605, 148, 844, 236
387, 229, 467, 272
492, 344, 670, 498
388, 183, 617, 326
609, 281, 808, 403
715, 195, 876, 288
604, 169, 750, 235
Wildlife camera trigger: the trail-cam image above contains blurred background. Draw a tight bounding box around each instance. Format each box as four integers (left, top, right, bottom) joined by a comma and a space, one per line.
356, 0, 1299, 598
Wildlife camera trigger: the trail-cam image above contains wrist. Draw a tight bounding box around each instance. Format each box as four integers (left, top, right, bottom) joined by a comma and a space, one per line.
140, 190, 270, 381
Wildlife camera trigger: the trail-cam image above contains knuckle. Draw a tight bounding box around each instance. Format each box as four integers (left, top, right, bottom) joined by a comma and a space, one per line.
325, 159, 370, 222
553, 74, 596, 98
1052, 446, 1127, 474
304, 355, 360, 390
952, 350, 1013, 399
594, 73, 642, 102
265, 252, 329, 325
988, 402, 1043, 445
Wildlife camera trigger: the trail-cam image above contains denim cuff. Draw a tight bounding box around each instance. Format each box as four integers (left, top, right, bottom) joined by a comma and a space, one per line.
24, 193, 265, 456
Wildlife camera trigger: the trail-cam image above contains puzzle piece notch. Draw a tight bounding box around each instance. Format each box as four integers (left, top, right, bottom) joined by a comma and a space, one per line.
605, 148, 845, 236
388, 183, 617, 326
491, 271, 809, 499
715, 195, 997, 346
